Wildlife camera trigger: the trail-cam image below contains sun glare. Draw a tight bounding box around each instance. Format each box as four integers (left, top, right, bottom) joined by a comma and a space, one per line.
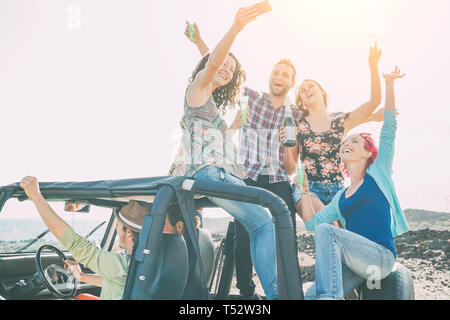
270, 0, 383, 47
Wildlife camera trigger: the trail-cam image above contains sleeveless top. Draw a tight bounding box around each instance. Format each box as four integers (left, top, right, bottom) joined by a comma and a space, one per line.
173, 94, 246, 179
296, 112, 350, 183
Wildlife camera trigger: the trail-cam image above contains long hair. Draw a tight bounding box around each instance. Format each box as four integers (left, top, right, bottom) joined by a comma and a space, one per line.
189, 52, 247, 115
341, 133, 378, 177
295, 79, 328, 116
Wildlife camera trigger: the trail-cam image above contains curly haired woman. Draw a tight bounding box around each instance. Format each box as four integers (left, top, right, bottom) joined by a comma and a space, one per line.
176, 7, 278, 299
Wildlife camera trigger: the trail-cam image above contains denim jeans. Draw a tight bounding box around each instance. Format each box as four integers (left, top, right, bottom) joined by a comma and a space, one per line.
292, 180, 344, 206
305, 224, 396, 300
234, 175, 298, 297
193, 166, 278, 299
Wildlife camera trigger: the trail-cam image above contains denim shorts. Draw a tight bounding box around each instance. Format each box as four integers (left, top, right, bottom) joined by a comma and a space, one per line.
292, 180, 344, 206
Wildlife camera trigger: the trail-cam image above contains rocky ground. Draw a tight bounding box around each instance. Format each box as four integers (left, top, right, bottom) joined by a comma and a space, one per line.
210, 228, 450, 300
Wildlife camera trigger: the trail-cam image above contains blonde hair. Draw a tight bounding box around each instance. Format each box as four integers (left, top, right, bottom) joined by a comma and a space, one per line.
295, 79, 328, 116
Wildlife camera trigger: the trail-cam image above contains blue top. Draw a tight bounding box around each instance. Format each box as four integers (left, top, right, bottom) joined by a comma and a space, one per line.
339, 174, 397, 257
304, 110, 410, 239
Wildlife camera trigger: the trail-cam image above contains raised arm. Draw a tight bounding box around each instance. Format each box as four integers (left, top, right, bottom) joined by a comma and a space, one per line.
364, 107, 398, 123
186, 7, 258, 105
383, 66, 405, 111
20, 176, 71, 239
184, 21, 210, 56
374, 67, 405, 173
344, 43, 382, 135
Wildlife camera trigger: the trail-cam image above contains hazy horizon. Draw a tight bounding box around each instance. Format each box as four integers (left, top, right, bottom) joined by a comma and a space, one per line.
1, 0, 449, 219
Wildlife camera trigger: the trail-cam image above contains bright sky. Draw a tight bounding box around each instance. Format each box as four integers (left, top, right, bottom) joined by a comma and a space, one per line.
1, 0, 449, 220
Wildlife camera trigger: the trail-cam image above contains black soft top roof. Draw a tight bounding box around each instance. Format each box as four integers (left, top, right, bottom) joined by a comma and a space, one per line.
0, 176, 191, 210
0, 175, 305, 299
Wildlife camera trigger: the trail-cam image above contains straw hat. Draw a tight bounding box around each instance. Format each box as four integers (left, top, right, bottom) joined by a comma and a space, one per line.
114, 200, 152, 233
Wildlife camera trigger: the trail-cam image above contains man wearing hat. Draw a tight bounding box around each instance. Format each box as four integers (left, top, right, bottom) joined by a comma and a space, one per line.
20, 176, 158, 300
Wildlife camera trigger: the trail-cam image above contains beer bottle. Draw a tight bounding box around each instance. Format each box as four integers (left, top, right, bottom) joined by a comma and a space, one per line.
283, 99, 297, 147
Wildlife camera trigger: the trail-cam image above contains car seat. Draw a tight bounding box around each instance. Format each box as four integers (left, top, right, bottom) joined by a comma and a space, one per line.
182, 228, 215, 299
146, 233, 189, 299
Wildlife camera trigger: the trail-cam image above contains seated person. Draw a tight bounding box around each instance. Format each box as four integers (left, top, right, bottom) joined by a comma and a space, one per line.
19, 176, 185, 300
298, 67, 409, 300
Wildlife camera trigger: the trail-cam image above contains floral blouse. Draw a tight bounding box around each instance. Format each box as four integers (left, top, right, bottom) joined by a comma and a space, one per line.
296, 112, 350, 183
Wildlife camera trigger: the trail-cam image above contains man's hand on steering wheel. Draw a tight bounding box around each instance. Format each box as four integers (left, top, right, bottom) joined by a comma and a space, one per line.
36, 245, 78, 299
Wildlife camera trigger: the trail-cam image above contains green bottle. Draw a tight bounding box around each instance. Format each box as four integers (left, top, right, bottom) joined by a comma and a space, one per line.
283, 102, 296, 147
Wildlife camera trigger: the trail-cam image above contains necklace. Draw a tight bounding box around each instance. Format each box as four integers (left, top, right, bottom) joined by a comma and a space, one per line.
346, 179, 365, 198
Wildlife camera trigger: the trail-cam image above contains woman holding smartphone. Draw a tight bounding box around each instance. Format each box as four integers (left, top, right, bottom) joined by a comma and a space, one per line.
175, 7, 279, 299
298, 67, 409, 300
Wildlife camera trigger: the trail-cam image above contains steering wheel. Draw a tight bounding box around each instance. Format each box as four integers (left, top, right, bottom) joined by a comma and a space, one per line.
35, 245, 78, 299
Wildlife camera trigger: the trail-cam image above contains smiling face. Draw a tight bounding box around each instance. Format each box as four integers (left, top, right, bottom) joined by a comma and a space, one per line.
213, 54, 236, 88
269, 63, 295, 97
340, 134, 373, 166
297, 80, 326, 107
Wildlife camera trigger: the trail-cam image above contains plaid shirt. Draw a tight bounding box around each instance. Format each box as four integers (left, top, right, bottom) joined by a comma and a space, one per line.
239, 87, 304, 183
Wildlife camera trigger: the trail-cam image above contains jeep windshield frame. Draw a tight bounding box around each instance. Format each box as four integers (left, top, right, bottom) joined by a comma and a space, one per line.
0, 175, 304, 300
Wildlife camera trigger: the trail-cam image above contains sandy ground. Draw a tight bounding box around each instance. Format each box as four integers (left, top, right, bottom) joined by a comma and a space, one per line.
211, 228, 449, 300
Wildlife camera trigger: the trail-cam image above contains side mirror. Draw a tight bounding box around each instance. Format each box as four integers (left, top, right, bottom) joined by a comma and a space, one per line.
64, 201, 90, 213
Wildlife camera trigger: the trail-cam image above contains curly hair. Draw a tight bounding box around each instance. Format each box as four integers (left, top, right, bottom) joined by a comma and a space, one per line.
189, 52, 247, 115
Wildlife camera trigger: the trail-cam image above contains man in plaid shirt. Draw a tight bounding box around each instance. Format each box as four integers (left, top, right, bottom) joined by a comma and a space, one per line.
185, 26, 301, 299
239, 83, 304, 183
233, 60, 303, 299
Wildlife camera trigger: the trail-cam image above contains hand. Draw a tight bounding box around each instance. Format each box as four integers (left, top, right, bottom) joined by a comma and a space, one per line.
370, 107, 399, 122
368, 42, 382, 69
230, 108, 250, 129
293, 170, 309, 193
64, 259, 83, 281
20, 176, 43, 202
231, 6, 259, 33
184, 21, 201, 43
280, 126, 299, 145
383, 66, 406, 82
280, 126, 287, 143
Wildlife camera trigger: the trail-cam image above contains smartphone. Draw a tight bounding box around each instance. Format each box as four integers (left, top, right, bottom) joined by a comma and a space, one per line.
249, 0, 272, 16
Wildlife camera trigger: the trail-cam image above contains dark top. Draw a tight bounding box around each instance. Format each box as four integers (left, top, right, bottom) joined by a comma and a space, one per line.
296, 112, 349, 183
339, 174, 397, 257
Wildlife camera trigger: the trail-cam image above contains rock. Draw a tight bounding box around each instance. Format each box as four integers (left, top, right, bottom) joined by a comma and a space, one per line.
396, 237, 411, 244
400, 250, 417, 259
427, 240, 446, 250
423, 249, 442, 258
300, 265, 315, 283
